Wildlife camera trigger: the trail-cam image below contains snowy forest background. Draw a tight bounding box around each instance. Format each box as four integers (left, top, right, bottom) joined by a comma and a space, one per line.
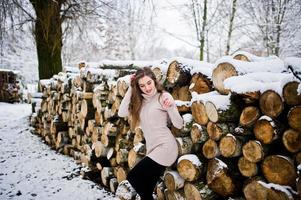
1, 0, 301, 84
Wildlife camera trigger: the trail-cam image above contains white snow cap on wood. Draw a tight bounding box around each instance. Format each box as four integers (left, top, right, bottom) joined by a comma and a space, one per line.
100, 59, 154, 68
175, 100, 191, 107
39, 79, 52, 86
0, 68, 21, 74
258, 181, 297, 198
81, 67, 118, 79
63, 66, 79, 74
232, 51, 277, 62
133, 142, 144, 152
213, 158, 228, 176
177, 154, 202, 167
191, 91, 231, 111
116, 180, 137, 200
182, 113, 193, 123
117, 74, 132, 85
223, 72, 294, 95
215, 56, 286, 74
167, 57, 214, 77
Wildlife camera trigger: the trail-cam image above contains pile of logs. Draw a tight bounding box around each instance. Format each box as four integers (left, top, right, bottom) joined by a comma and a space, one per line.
0, 69, 23, 102
30, 54, 301, 200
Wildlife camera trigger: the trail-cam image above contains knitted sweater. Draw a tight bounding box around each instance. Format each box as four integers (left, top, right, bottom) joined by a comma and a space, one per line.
118, 86, 184, 166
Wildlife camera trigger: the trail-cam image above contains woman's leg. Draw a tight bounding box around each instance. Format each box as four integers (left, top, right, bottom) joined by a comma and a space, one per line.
127, 156, 165, 200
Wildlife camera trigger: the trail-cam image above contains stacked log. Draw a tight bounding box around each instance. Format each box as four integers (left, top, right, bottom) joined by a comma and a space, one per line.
0, 69, 23, 102
30, 54, 301, 199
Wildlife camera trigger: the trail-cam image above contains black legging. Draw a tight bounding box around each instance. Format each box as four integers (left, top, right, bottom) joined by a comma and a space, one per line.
127, 156, 166, 200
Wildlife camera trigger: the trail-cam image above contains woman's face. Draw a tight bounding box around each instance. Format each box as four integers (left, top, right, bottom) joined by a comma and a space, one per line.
138, 75, 156, 95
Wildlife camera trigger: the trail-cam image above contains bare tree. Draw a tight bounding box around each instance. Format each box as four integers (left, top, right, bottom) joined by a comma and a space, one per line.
225, 0, 237, 55
242, 0, 300, 56
190, 0, 207, 61
1, 0, 113, 79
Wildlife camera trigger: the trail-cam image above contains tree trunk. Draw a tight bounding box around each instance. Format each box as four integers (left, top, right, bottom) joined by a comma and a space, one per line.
30, 0, 63, 80
225, 0, 237, 55
199, 0, 207, 61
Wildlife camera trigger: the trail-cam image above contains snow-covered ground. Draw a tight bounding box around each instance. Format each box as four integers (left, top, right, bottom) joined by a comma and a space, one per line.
0, 103, 118, 200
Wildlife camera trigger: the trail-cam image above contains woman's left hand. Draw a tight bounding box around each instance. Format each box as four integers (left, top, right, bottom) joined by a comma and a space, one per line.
162, 93, 174, 109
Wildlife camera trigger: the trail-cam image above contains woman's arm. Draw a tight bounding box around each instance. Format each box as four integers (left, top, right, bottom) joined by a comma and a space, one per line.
160, 92, 184, 129
118, 86, 132, 117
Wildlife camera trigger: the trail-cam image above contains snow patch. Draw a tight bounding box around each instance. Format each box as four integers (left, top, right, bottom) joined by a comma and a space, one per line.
191, 91, 231, 111
177, 154, 202, 167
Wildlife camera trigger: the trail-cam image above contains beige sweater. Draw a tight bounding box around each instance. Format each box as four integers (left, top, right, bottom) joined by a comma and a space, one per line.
118, 86, 184, 166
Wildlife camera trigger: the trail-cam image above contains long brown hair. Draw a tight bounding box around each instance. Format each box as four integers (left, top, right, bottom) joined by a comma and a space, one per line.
129, 67, 164, 128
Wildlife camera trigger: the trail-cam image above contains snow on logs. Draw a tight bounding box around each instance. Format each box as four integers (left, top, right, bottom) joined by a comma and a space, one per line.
31, 54, 301, 199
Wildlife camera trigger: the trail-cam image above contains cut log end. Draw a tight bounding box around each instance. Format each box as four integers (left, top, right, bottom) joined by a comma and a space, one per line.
282, 129, 301, 153
242, 140, 264, 163
238, 156, 258, 177
259, 90, 284, 118
262, 155, 297, 186
212, 62, 238, 95
239, 106, 260, 127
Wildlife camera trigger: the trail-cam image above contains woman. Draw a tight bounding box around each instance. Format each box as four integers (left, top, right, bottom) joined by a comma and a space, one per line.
118, 67, 183, 200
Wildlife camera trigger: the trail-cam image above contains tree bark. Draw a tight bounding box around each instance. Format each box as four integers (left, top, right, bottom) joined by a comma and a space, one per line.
30, 0, 63, 79
225, 0, 237, 55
